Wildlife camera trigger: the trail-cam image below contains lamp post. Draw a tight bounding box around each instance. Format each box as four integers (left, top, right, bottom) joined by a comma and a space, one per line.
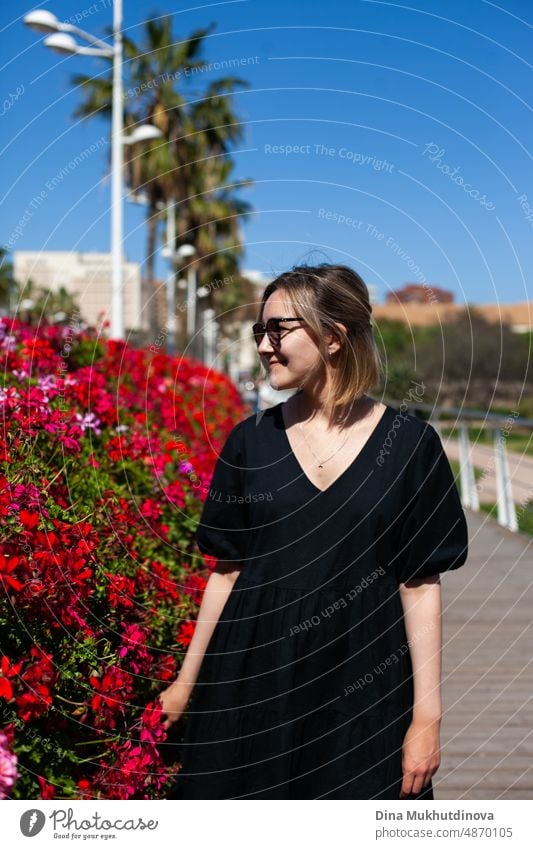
24, 5, 162, 340
127, 192, 166, 337
201, 306, 217, 367
160, 198, 177, 356
178, 244, 197, 359
113, 191, 197, 357
159, 199, 197, 358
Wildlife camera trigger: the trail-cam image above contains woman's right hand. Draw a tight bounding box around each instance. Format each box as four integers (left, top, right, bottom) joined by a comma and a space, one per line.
159, 680, 193, 729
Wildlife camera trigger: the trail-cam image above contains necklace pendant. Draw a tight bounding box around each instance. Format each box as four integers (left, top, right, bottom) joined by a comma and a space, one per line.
318, 463, 323, 468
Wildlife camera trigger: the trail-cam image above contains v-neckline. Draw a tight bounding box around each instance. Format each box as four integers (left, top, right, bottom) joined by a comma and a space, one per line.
276, 399, 393, 495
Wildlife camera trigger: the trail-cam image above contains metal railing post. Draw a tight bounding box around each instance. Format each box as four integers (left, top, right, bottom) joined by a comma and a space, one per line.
458, 424, 480, 511
494, 428, 518, 531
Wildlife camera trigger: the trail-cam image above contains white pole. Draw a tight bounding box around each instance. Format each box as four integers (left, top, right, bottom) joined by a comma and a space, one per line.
165, 199, 176, 356
203, 308, 216, 367
110, 0, 124, 339
494, 428, 518, 531
186, 264, 197, 356
458, 424, 479, 511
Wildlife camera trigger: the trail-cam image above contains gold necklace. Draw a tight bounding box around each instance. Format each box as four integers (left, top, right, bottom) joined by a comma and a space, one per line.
294, 392, 359, 468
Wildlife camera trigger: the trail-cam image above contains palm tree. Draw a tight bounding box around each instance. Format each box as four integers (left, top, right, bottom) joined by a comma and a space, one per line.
179, 156, 253, 301
177, 78, 254, 293
71, 15, 253, 342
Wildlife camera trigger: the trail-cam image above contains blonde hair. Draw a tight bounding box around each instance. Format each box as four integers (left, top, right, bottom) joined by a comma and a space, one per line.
257, 263, 383, 427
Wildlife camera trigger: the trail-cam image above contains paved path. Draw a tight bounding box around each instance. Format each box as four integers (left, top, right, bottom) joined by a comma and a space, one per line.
437, 508, 533, 799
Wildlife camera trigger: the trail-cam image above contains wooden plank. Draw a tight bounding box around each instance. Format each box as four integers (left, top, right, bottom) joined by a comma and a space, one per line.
438, 508, 533, 799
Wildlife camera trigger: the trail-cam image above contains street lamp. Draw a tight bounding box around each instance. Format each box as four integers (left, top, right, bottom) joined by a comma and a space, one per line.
44, 32, 112, 56
24, 5, 162, 340
123, 125, 163, 145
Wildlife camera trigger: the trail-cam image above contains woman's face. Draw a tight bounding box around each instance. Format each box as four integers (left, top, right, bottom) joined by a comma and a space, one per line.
256, 289, 326, 391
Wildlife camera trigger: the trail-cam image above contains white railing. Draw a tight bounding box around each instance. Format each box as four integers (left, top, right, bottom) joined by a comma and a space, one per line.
388, 400, 533, 533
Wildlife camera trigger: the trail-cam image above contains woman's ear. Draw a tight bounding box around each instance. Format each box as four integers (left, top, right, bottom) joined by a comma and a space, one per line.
327, 322, 348, 356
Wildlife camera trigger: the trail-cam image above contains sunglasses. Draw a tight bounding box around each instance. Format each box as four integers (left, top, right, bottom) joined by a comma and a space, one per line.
252, 316, 305, 347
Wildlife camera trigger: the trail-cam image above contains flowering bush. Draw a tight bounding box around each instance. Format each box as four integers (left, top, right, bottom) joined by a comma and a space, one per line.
0, 723, 18, 798
0, 317, 248, 799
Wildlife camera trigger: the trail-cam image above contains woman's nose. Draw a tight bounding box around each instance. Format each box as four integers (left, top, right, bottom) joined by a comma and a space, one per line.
256, 332, 274, 355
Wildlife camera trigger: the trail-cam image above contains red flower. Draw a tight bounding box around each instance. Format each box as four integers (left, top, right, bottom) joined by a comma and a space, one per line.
106, 573, 136, 610
176, 621, 195, 647
0, 656, 23, 701
162, 479, 186, 508
182, 572, 207, 603
92, 738, 170, 799
19, 510, 40, 530
148, 561, 180, 603
76, 778, 94, 800
200, 552, 219, 572
58, 424, 82, 452
21, 338, 57, 371
139, 499, 163, 521
154, 654, 177, 683
15, 684, 52, 721
0, 477, 14, 516
0, 554, 23, 592
117, 623, 153, 674
138, 700, 167, 744
37, 775, 56, 799
15, 647, 56, 721
89, 666, 134, 729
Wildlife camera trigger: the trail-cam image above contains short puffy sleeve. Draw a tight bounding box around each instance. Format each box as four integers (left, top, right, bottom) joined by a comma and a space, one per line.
392, 425, 468, 583
195, 421, 250, 563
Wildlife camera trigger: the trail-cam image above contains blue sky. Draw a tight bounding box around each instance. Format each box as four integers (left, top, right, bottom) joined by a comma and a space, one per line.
1, 0, 532, 305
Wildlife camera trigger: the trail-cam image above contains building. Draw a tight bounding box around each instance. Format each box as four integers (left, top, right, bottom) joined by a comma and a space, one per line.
13, 251, 143, 331
373, 300, 533, 333
386, 283, 455, 304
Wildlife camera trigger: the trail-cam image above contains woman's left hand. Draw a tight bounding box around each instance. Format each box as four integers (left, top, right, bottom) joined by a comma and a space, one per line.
399, 719, 441, 798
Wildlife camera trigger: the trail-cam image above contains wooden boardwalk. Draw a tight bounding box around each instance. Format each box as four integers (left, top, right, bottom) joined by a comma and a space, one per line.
437, 508, 533, 799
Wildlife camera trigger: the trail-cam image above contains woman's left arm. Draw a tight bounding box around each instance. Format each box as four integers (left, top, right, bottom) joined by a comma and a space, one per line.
398, 574, 443, 798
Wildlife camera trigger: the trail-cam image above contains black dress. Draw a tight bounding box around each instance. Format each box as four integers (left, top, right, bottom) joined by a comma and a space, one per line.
168, 397, 468, 800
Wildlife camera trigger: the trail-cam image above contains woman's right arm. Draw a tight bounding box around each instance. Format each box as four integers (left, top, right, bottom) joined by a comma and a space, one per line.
159, 562, 241, 728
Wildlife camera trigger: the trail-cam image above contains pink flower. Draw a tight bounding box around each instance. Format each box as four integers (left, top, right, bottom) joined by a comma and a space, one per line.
75, 412, 102, 435
117, 623, 153, 675
0, 726, 19, 799
1, 334, 17, 351
92, 737, 170, 799
139, 701, 167, 744
58, 425, 82, 452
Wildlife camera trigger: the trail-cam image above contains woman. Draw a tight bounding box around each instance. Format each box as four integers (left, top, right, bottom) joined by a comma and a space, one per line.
161, 263, 468, 799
